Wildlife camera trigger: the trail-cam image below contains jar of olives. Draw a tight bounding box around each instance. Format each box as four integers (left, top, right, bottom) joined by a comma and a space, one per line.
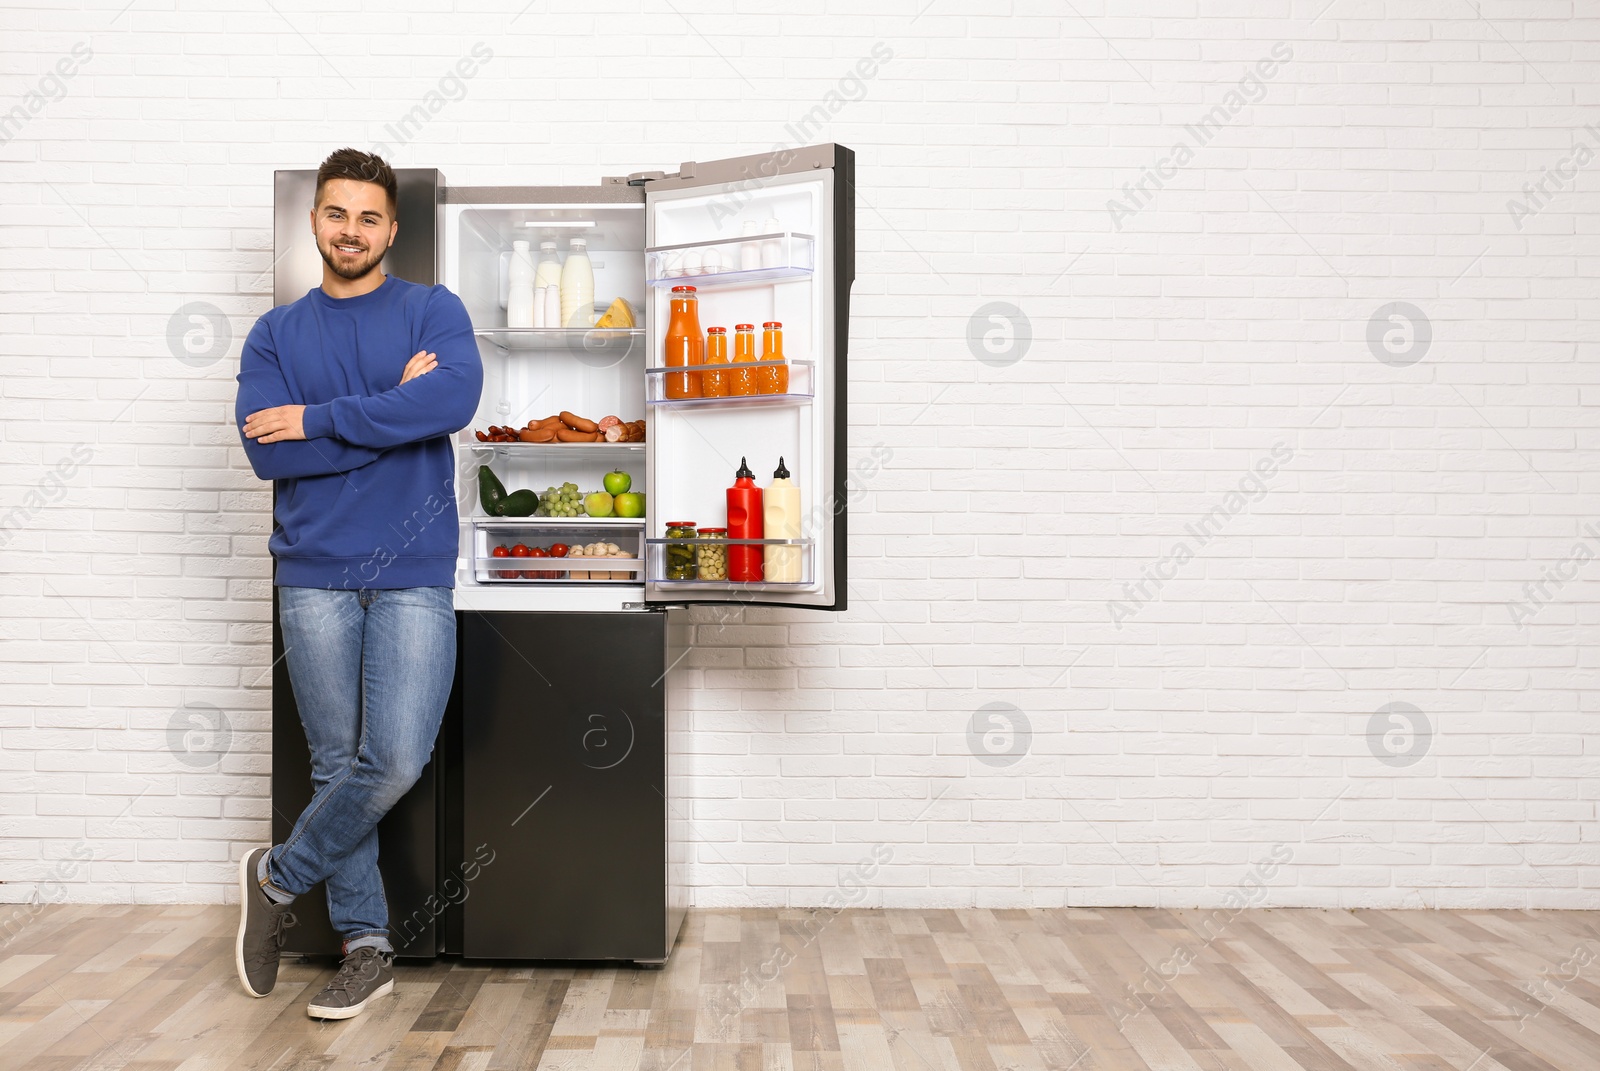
696, 527, 727, 581
664, 522, 697, 580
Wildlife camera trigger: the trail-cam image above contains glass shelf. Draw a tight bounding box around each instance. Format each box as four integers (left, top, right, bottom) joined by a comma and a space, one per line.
475, 327, 644, 353
472, 517, 646, 528
463, 440, 645, 455
645, 232, 814, 288
644, 360, 813, 408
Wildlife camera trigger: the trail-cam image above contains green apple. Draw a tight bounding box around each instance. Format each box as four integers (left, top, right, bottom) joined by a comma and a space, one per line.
584, 491, 614, 517
603, 469, 632, 495
613, 492, 644, 519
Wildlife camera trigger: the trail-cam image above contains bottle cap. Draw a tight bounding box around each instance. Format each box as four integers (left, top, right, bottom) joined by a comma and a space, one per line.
513, 240, 529, 251
540, 240, 557, 251
735, 457, 754, 480
735, 323, 754, 330
707, 326, 726, 334
763, 321, 782, 329
773, 456, 790, 480
570, 237, 586, 249
697, 527, 727, 534
671, 284, 698, 294
666, 521, 697, 528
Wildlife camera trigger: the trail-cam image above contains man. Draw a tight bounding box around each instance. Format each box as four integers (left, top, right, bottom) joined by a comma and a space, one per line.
232, 148, 482, 1019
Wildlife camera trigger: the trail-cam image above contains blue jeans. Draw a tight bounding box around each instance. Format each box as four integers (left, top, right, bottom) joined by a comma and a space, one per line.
265, 586, 455, 953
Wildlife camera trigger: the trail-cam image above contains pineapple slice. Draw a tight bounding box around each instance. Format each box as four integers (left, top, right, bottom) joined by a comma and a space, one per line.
594, 297, 635, 329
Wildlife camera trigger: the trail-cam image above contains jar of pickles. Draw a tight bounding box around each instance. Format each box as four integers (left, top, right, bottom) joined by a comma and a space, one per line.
696, 527, 727, 580
664, 522, 698, 580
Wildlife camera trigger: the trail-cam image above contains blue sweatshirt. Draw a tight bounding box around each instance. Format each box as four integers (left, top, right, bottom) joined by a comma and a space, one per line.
235, 275, 483, 590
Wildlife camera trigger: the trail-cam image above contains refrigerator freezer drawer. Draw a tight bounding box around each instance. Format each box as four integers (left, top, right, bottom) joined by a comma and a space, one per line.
459, 610, 681, 962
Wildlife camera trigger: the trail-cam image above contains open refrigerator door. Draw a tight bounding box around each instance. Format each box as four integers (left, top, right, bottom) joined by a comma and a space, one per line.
641, 145, 854, 611
442, 183, 652, 613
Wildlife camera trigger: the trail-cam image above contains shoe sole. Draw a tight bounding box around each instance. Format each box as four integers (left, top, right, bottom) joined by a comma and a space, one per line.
236, 848, 270, 998
307, 978, 394, 1020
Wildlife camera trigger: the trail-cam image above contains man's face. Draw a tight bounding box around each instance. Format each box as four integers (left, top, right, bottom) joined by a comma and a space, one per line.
311, 179, 398, 281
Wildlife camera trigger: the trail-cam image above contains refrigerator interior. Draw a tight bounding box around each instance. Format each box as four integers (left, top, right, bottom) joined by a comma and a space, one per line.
643, 170, 837, 607
443, 192, 650, 612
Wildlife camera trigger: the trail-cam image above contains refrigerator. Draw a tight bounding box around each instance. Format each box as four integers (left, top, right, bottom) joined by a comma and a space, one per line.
268, 145, 855, 965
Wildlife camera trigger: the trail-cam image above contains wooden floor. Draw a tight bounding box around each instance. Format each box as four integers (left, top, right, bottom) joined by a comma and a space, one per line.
3, 904, 1599, 1070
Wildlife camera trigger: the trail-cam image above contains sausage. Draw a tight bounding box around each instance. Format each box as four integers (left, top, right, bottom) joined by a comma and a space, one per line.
560, 411, 597, 433
597, 415, 621, 430
555, 427, 594, 443
534, 415, 562, 429
474, 430, 488, 441
528, 426, 557, 443
603, 424, 624, 442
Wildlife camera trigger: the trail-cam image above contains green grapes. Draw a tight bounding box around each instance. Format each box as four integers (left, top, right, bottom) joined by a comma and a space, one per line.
533, 481, 586, 517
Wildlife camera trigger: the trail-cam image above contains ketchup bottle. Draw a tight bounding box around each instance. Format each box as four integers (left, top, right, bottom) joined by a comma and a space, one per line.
726, 456, 764, 582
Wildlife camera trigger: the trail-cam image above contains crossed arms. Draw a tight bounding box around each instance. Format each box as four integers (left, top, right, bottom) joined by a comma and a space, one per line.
235, 290, 483, 481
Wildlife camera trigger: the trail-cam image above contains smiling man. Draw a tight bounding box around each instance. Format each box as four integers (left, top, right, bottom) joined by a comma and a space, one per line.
232, 148, 482, 1020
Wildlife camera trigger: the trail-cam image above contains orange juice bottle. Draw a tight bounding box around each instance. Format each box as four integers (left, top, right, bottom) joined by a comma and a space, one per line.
757, 321, 788, 395
663, 285, 702, 399
702, 327, 729, 397
729, 323, 757, 397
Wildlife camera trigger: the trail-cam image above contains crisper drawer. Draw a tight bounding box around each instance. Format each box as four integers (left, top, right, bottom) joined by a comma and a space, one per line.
472, 519, 644, 584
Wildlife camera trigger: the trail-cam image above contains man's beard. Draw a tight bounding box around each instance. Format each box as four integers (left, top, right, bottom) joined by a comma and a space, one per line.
317, 235, 390, 281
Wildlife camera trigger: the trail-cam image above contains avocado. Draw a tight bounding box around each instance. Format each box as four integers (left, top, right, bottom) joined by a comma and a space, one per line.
501, 489, 538, 517
478, 466, 508, 516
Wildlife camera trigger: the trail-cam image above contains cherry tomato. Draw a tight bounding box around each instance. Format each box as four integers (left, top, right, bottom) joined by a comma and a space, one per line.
510, 544, 531, 558
549, 543, 569, 558
492, 545, 510, 558
530, 547, 550, 557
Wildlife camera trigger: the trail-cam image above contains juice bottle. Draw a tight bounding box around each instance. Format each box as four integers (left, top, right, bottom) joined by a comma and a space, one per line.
702, 326, 729, 397
729, 323, 757, 397
663, 285, 703, 399
757, 320, 788, 395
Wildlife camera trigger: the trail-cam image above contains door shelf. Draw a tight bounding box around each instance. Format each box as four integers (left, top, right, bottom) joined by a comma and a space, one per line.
645, 233, 813, 288
475, 327, 644, 354
644, 360, 812, 407
644, 538, 813, 586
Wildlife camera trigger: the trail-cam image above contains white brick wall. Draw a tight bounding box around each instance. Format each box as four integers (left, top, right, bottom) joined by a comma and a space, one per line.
2, 1, 1596, 913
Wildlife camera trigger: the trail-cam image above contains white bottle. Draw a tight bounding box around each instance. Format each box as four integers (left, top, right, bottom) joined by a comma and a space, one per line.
760, 216, 784, 269
763, 456, 802, 582
739, 220, 761, 271
507, 240, 535, 328
560, 237, 595, 328
543, 283, 561, 329
533, 284, 547, 329
534, 240, 562, 291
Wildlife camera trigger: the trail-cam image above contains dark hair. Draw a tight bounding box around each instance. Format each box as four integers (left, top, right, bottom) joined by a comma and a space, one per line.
315, 148, 398, 218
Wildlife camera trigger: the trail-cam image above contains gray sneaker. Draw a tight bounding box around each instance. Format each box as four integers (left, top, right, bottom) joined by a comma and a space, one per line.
306, 946, 395, 1020
235, 847, 297, 997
